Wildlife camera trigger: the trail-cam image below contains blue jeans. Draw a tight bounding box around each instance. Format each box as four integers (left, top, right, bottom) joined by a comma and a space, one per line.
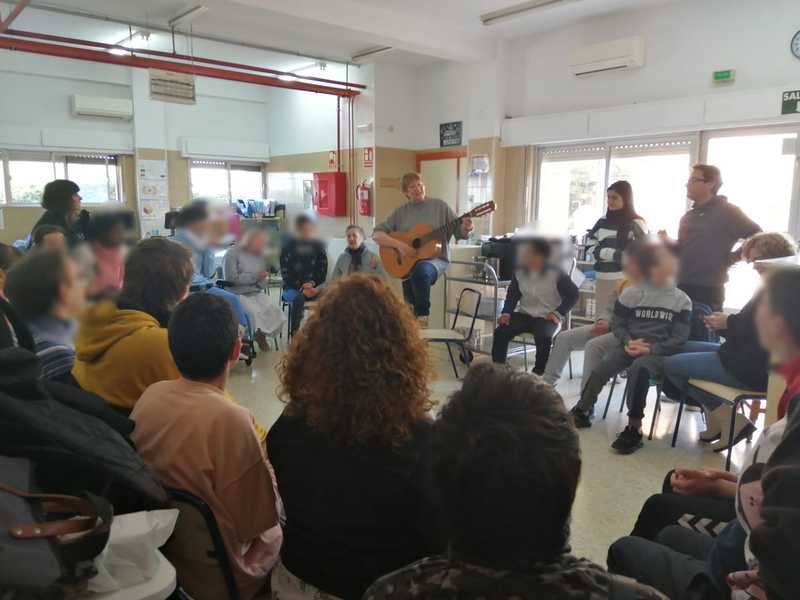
282, 288, 305, 334
402, 261, 439, 317
662, 341, 750, 411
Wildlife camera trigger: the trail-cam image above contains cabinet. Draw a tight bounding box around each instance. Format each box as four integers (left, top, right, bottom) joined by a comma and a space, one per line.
313, 172, 347, 217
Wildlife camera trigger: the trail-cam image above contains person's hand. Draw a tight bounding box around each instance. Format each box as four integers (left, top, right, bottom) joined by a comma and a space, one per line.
727, 569, 766, 600
546, 312, 561, 325
498, 313, 511, 326
591, 319, 609, 336
625, 339, 651, 357
460, 217, 474, 237
670, 469, 729, 496
397, 243, 416, 259
301, 282, 314, 291
303, 286, 320, 299
704, 312, 728, 331
257, 270, 269, 280
657, 230, 670, 242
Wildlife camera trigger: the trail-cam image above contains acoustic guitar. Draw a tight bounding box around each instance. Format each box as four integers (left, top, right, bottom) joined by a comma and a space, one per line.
380, 201, 496, 279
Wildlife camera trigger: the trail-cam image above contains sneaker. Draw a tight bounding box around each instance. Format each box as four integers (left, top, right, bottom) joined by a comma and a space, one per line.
569, 406, 593, 429
612, 426, 644, 454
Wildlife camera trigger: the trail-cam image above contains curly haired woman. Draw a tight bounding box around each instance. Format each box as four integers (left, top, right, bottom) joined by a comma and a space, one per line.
268, 273, 444, 600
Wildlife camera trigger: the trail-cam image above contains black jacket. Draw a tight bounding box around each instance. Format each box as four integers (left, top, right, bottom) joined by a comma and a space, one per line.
30, 209, 84, 247
717, 294, 769, 390
675, 196, 760, 287
280, 237, 328, 291
750, 395, 800, 600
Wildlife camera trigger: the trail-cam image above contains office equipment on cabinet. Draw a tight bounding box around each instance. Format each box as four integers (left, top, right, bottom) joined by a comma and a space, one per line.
571, 238, 598, 327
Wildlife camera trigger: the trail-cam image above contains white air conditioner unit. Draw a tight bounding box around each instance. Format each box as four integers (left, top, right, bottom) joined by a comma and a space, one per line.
71, 95, 134, 120
568, 36, 645, 77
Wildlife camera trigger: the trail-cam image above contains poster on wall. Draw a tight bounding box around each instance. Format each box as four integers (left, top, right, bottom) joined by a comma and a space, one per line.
363, 147, 374, 168
137, 158, 170, 238
328, 150, 337, 169
439, 121, 463, 147
782, 90, 800, 115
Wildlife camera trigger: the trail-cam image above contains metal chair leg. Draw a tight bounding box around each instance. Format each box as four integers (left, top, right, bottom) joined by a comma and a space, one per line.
648, 392, 661, 440
671, 390, 686, 447
619, 378, 628, 413
446, 343, 459, 379
522, 342, 528, 371
568, 355, 573, 380
603, 375, 618, 419
725, 399, 741, 471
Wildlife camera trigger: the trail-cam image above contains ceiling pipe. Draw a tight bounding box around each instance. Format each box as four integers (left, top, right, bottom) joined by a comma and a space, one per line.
0, 0, 31, 33
4, 28, 367, 90
15, 0, 360, 68
0, 35, 360, 97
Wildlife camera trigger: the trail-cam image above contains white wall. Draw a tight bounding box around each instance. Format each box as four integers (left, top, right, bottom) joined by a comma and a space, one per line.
505, 0, 800, 118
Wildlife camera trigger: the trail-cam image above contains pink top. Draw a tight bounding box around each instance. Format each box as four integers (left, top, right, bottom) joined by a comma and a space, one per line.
131, 378, 282, 599
91, 243, 125, 294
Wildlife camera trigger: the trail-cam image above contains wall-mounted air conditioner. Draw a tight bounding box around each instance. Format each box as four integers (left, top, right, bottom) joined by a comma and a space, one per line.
71, 95, 134, 120
568, 36, 645, 77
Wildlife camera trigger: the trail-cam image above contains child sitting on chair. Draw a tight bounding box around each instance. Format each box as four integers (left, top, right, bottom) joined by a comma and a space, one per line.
280, 215, 327, 336
570, 243, 691, 455
491, 238, 578, 375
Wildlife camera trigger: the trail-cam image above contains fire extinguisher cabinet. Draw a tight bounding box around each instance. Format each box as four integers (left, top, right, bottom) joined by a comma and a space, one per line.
313, 172, 347, 217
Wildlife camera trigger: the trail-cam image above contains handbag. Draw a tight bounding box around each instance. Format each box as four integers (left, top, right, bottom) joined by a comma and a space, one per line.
0, 456, 113, 599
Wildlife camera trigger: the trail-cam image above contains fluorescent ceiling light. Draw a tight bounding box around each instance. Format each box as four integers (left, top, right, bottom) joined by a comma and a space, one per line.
480, 0, 564, 26
351, 46, 393, 62
169, 5, 209, 29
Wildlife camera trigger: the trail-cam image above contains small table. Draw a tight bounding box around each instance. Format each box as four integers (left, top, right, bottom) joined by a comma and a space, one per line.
85, 551, 176, 600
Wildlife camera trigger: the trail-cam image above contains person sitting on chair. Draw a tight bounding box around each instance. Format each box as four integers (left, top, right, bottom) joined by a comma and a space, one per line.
223, 229, 285, 351
172, 201, 219, 289
365, 363, 666, 600
280, 214, 327, 336
570, 243, 691, 455
132, 293, 281, 600
330, 224, 386, 280
373, 172, 472, 326
491, 238, 578, 375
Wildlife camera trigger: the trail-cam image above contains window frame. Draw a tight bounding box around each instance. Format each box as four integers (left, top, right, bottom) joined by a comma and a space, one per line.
0, 150, 125, 207
189, 159, 267, 206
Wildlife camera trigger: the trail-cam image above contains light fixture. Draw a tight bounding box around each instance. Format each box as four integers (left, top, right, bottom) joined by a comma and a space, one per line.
169, 5, 209, 29
350, 46, 393, 62
108, 30, 151, 55
480, 0, 565, 26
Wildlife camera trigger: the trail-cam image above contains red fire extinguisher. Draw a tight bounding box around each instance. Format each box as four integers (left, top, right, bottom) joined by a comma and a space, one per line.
357, 181, 372, 216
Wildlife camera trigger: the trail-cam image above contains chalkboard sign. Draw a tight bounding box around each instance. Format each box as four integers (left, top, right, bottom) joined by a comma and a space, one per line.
782, 90, 800, 115
440, 121, 463, 147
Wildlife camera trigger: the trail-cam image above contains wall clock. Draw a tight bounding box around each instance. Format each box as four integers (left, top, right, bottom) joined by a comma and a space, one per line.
792, 30, 800, 60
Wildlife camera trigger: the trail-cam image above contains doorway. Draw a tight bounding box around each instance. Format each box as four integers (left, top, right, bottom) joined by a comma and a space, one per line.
417, 149, 468, 213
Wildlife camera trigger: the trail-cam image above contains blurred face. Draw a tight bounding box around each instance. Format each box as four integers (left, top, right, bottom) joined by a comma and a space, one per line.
686, 168, 714, 203
102, 223, 125, 248
58, 257, 87, 318
755, 288, 784, 356
186, 218, 210, 240
520, 244, 546, 271
245, 231, 268, 255
71, 193, 82, 212
622, 252, 642, 281
296, 221, 316, 240
41, 231, 67, 250
405, 178, 426, 203
346, 227, 364, 250
649, 247, 678, 285
607, 190, 624, 211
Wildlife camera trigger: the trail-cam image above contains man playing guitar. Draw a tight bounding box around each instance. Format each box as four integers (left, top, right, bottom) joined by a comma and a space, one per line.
373, 172, 473, 324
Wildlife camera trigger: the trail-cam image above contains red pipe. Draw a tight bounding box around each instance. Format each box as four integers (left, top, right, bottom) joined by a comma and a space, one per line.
0, 0, 30, 34
4, 28, 367, 90
336, 96, 341, 172
0, 36, 359, 97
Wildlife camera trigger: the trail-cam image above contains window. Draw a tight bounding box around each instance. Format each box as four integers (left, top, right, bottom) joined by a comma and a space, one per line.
537, 145, 607, 236
267, 172, 313, 208
190, 160, 265, 205
1, 151, 123, 205
608, 140, 694, 237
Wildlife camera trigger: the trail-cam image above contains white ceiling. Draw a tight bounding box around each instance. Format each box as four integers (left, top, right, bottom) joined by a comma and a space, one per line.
10, 0, 680, 66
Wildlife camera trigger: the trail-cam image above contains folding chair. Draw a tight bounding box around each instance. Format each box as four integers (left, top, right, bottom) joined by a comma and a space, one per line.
422, 287, 482, 378
165, 489, 241, 600
603, 372, 663, 440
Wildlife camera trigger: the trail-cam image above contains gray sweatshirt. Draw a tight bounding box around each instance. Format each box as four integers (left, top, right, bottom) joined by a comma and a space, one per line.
222, 245, 267, 295
330, 247, 387, 281
501, 265, 579, 320
374, 198, 466, 262
611, 281, 692, 356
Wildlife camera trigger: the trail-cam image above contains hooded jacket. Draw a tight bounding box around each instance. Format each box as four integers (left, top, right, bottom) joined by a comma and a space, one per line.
72, 300, 179, 410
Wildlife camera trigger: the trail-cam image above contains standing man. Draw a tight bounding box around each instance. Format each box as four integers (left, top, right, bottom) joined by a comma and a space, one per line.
373, 172, 472, 325
661, 164, 760, 311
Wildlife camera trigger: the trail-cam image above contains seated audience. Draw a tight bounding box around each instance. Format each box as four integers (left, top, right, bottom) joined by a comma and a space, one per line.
32, 224, 68, 250
72, 238, 190, 409
571, 243, 691, 454
0, 243, 23, 299
280, 214, 327, 335
491, 238, 579, 374
585, 180, 648, 316
662, 232, 796, 448
330, 225, 386, 280
364, 363, 665, 600
84, 211, 131, 297
6, 249, 87, 382
543, 244, 643, 388
132, 293, 281, 600
30, 179, 84, 247
269, 274, 443, 599
172, 201, 218, 288
608, 268, 800, 600
222, 228, 285, 350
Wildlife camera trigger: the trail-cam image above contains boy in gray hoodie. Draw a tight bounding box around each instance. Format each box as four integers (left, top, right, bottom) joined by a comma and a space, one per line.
571, 243, 691, 454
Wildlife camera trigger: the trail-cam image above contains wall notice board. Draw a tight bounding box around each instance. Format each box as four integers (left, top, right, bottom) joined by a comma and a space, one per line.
440, 121, 463, 147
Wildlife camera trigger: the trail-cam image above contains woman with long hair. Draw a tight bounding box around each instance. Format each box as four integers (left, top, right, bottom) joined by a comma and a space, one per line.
268, 273, 443, 600
585, 180, 648, 316
30, 179, 85, 247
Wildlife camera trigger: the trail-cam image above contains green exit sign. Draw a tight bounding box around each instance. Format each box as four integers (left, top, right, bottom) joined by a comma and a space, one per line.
713, 69, 736, 83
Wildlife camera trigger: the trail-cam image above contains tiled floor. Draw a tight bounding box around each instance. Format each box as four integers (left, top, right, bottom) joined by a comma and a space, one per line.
230, 334, 753, 568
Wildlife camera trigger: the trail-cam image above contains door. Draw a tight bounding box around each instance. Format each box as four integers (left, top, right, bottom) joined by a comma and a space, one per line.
420, 158, 459, 212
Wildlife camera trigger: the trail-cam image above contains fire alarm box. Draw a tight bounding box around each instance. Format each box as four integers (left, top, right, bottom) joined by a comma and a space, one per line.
313, 172, 347, 217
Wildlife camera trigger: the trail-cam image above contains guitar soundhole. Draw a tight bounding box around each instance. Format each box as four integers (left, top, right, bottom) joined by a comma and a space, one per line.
411, 238, 422, 249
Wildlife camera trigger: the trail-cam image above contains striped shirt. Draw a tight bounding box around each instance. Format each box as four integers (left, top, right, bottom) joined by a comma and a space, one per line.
26, 315, 76, 381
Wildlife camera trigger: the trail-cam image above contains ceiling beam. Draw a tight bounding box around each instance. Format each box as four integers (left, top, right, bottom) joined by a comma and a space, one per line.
0, 0, 31, 34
